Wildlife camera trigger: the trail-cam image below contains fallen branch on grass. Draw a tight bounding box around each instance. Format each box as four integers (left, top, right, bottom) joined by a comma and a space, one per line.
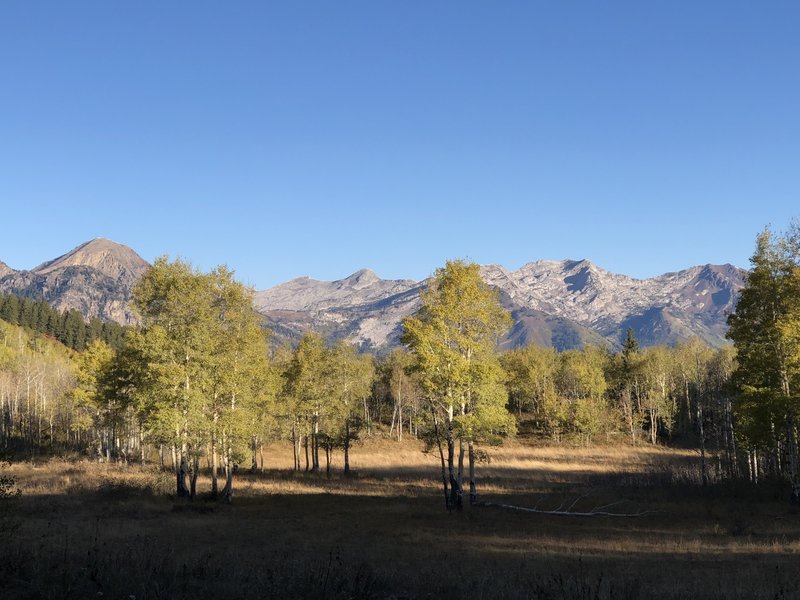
477, 494, 659, 518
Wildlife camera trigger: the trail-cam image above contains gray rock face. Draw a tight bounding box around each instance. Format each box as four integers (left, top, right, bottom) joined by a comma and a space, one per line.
480, 260, 744, 348
254, 271, 424, 349
256, 260, 745, 350
254, 268, 417, 313
0, 238, 150, 324
0, 239, 746, 349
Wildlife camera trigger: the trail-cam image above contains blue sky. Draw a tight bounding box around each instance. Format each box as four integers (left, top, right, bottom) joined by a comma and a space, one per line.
1, 2, 798, 288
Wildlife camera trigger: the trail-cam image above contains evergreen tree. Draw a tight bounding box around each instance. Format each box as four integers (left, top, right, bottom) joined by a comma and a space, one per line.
622, 327, 639, 372
0, 295, 19, 325
34, 300, 50, 332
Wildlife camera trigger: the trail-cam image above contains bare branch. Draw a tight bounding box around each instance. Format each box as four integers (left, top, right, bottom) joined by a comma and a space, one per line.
477, 498, 659, 518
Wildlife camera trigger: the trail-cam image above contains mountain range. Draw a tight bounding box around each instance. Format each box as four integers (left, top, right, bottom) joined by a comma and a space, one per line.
0, 239, 747, 350
0, 239, 149, 324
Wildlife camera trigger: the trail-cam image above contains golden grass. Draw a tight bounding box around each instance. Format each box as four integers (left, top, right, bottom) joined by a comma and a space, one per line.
4, 437, 800, 599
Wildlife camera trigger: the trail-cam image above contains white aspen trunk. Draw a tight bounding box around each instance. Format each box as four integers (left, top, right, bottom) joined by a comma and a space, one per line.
189, 453, 199, 500
753, 449, 759, 484
728, 399, 739, 479
220, 433, 234, 504
431, 407, 450, 511
291, 423, 297, 470
398, 378, 403, 441
446, 406, 460, 511
344, 420, 351, 476
457, 438, 465, 508
468, 440, 476, 505
770, 419, 781, 476
786, 419, 800, 504
649, 407, 657, 445
389, 404, 397, 438
211, 429, 219, 495
178, 454, 189, 497
224, 448, 233, 505
312, 414, 320, 473
698, 403, 707, 486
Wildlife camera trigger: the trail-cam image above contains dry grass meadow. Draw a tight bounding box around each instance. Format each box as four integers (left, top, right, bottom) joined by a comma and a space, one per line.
3, 438, 800, 599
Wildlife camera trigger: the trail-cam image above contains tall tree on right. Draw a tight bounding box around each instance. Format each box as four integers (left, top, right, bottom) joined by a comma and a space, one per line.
727, 226, 800, 503
402, 260, 514, 511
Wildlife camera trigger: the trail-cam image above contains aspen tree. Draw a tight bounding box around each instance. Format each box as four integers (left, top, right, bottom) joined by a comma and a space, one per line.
402, 260, 514, 511
728, 228, 800, 502
131, 258, 217, 498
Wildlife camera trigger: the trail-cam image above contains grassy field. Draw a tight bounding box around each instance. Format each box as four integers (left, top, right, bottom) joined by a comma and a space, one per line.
3, 438, 800, 599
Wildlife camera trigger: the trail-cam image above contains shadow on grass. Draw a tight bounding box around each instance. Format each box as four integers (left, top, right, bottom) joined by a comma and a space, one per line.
5, 473, 800, 600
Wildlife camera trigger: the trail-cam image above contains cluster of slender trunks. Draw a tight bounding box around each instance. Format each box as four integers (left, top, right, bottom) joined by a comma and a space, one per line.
431, 407, 478, 512
289, 416, 354, 476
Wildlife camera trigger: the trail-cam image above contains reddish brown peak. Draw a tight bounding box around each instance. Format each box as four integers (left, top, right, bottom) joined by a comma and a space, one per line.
32, 238, 150, 282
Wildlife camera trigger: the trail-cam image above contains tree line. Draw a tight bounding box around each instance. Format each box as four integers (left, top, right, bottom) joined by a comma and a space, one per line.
1, 223, 799, 505
0, 293, 127, 351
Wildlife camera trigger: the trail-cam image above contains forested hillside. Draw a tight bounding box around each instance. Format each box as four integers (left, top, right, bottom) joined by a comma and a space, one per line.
0, 320, 75, 452
0, 293, 127, 350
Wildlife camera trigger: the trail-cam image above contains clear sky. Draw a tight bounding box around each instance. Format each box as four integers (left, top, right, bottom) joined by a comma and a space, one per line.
1, 2, 798, 288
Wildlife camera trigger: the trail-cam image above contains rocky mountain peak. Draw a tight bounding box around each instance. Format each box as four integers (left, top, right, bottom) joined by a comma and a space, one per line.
253, 269, 418, 315
343, 268, 379, 285
0, 260, 14, 278
33, 238, 150, 285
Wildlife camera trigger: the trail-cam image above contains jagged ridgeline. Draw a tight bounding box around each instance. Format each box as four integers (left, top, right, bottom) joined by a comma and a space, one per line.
255, 260, 746, 350
0, 238, 746, 350
0, 293, 127, 351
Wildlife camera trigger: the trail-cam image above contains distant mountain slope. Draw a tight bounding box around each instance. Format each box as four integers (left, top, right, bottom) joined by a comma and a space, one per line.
256, 260, 745, 350
254, 268, 418, 313
0, 238, 149, 324
255, 272, 424, 349
480, 260, 744, 348
34, 238, 149, 287
0, 240, 746, 349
